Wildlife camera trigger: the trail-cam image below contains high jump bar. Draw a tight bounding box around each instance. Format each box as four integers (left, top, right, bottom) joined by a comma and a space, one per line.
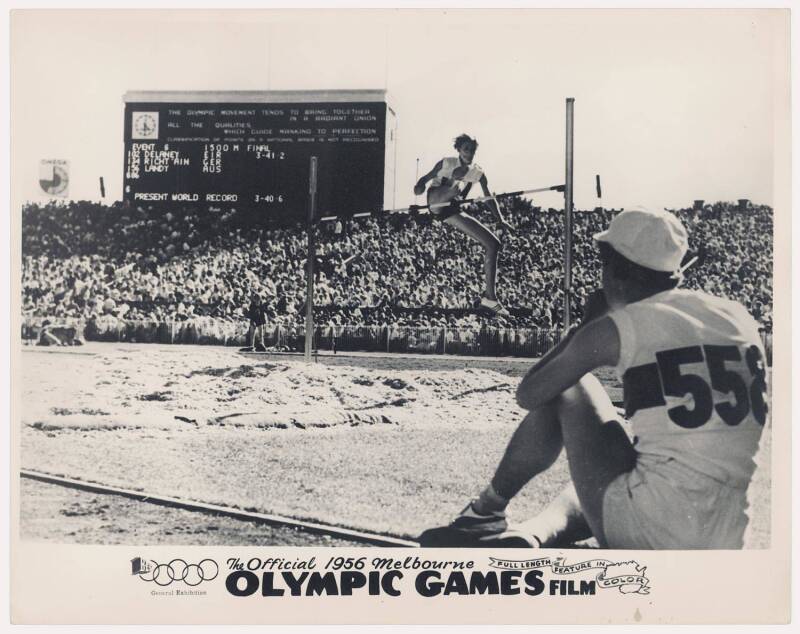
318, 184, 565, 223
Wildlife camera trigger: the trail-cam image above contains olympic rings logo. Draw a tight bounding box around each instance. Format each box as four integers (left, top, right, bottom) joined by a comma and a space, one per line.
137, 559, 219, 587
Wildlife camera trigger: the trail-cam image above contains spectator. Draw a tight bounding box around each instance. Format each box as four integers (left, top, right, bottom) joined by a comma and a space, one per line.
244, 292, 268, 352
20, 199, 773, 335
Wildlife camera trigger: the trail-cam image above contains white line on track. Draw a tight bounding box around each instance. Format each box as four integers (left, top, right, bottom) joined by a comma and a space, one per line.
21, 347, 96, 356
20, 469, 419, 548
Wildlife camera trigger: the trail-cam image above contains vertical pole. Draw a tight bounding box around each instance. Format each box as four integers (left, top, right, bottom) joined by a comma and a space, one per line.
564, 98, 574, 333
304, 156, 318, 363
413, 157, 420, 209
267, 25, 273, 90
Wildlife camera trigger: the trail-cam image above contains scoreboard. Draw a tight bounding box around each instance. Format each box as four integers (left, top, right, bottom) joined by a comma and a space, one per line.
122, 90, 397, 221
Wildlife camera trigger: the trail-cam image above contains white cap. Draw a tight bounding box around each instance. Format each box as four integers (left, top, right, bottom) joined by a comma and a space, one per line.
593, 207, 688, 273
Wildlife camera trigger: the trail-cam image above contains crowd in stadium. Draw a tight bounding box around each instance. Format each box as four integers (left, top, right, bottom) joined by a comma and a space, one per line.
21, 198, 773, 335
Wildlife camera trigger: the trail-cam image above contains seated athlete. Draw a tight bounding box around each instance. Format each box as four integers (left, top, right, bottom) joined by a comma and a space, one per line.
419, 207, 768, 549
37, 320, 83, 346
414, 134, 512, 317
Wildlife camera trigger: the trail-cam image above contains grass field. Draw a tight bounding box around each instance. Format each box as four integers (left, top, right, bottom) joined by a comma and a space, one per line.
18, 343, 770, 548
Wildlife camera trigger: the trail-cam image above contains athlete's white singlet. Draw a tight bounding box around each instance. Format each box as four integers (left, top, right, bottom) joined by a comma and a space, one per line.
430, 157, 484, 190
603, 288, 768, 548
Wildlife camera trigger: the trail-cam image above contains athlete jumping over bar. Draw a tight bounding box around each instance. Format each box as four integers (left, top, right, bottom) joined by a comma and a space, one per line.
414, 134, 512, 317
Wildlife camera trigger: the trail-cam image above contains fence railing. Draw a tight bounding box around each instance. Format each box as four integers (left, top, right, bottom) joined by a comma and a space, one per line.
21, 316, 565, 358
21, 315, 774, 363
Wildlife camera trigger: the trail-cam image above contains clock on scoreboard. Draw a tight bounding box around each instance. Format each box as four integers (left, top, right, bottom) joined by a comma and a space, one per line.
122, 90, 397, 224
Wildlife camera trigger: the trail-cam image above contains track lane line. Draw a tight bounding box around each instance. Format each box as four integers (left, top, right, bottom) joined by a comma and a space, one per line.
20, 468, 419, 548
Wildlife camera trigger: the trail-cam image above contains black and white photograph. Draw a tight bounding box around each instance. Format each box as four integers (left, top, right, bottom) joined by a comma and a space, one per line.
8, 7, 791, 625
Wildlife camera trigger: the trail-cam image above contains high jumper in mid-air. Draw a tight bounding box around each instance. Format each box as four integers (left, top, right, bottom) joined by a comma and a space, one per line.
414, 134, 512, 318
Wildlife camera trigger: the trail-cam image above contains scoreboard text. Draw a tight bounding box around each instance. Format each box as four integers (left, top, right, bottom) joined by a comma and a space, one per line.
123, 101, 388, 221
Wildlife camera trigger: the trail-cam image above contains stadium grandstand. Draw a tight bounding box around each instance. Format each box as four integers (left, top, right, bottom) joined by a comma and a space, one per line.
21, 198, 773, 357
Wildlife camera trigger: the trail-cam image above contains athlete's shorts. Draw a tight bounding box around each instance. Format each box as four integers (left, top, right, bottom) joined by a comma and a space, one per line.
602, 454, 751, 549
431, 200, 463, 221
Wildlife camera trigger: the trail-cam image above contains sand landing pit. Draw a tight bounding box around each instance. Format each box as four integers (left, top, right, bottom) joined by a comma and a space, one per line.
17, 343, 769, 547
19, 343, 539, 539
20, 343, 526, 434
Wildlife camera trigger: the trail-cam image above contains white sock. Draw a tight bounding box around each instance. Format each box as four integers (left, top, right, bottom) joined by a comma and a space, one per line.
473, 484, 509, 515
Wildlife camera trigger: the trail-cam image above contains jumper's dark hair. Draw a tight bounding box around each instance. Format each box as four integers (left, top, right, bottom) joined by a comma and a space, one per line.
597, 241, 680, 293
454, 134, 478, 151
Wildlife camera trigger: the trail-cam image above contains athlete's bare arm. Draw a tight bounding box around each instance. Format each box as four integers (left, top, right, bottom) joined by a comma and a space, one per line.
414, 160, 444, 195
518, 289, 610, 384
479, 175, 511, 229
516, 316, 620, 411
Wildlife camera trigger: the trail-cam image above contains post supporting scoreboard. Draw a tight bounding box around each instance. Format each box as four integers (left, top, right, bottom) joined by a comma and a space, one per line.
304, 156, 318, 363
